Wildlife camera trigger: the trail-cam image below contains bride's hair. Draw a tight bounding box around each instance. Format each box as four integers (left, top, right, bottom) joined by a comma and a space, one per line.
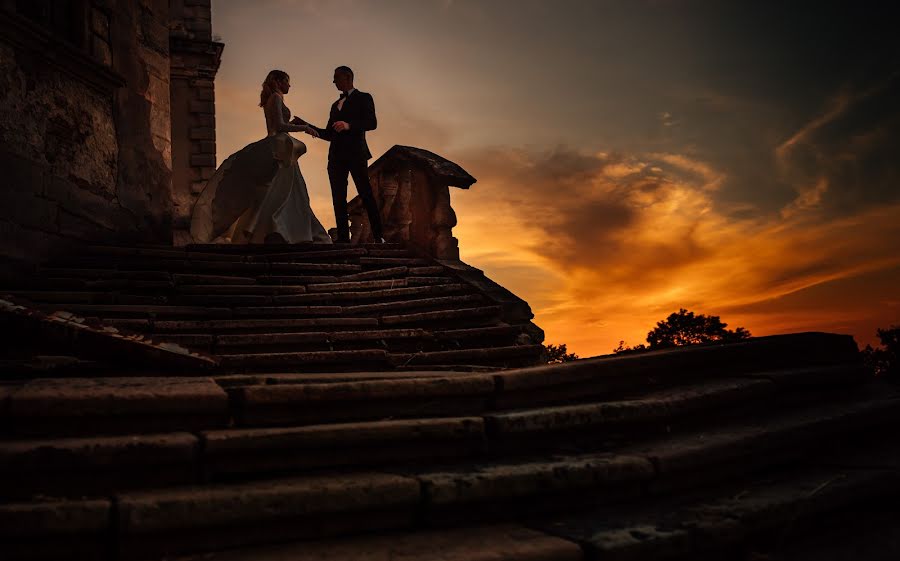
259, 70, 289, 107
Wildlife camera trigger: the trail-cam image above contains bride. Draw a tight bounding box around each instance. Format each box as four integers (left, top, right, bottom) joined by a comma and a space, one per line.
190, 70, 332, 244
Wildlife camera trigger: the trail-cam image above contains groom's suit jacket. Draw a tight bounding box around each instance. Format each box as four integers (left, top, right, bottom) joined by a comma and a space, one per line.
312, 90, 376, 163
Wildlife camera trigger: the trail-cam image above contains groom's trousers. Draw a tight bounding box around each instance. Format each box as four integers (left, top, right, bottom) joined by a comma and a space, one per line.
327, 158, 384, 243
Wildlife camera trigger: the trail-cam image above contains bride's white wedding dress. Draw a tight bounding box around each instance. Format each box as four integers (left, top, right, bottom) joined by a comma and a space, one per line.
190, 92, 332, 244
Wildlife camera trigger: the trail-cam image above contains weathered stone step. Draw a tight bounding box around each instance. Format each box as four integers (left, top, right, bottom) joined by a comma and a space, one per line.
390, 344, 545, 368
113, 317, 381, 334
483, 366, 863, 442
536, 459, 900, 561
170, 524, 583, 561
176, 285, 308, 295
218, 349, 391, 371
232, 374, 495, 426
184, 242, 404, 253
307, 279, 409, 292
246, 248, 368, 261
381, 306, 503, 325
115, 471, 422, 559
2, 377, 893, 502
338, 266, 409, 282
0, 432, 200, 499
409, 266, 446, 275
201, 416, 486, 478
174, 273, 257, 285
4, 290, 167, 305
38, 267, 172, 281
230, 305, 343, 318
82, 245, 246, 262
254, 274, 339, 284
365, 249, 415, 258
341, 294, 485, 315
47, 258, 363, 274
26, 278, 176, 291
3, 377, 229, 437
34, 303, 233, 319
4, 386, 896, 559
492, 332, 863, 409
321, 284, 469, 303
360, 257, 432, 267
214, 329, 430, 347
406, 276, 455, 286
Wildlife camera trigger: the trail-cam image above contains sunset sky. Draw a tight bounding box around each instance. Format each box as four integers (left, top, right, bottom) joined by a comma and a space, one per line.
211, 0, 900, 357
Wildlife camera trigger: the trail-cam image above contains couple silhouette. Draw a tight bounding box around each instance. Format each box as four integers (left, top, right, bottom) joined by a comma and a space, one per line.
190, 66, 384, 245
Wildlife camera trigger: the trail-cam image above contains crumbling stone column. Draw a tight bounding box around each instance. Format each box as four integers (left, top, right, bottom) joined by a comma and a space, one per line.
168, 0, 223, 245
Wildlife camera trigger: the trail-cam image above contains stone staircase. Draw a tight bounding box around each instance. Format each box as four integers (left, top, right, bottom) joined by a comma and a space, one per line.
1, 244, 899, 561
1, 242, 545, 372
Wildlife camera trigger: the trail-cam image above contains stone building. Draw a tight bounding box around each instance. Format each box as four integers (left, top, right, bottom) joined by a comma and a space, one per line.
0, 0, 222, 264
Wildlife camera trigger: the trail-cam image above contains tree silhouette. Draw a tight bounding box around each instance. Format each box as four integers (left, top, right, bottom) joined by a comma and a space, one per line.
545, 343, 578, 363
646, 308, 750, 349
614, 308, 750, 353
862, 325, 899, 380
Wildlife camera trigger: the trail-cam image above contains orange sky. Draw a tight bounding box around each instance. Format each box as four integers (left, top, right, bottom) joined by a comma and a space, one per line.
211, 1, 900, 357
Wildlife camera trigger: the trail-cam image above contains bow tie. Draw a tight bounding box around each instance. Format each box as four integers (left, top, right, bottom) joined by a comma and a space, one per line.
339, 92, 349, 100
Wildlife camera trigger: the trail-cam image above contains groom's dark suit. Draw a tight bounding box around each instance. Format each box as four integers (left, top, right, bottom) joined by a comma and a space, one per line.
311, 89, 383, 242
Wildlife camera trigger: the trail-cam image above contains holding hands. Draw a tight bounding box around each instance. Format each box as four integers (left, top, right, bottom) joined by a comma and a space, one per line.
290, 117, 319, 138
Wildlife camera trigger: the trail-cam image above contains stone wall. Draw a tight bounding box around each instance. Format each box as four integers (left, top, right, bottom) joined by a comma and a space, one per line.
169, 0, 222, 245
0, 0, 176, 264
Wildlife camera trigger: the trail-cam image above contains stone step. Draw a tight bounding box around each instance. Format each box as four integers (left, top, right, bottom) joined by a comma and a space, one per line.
38, 267, 172, 281
169, 524, 583, 561
82, 245, 246, 262
200, 416, 486, 479
175, 285, 308, 295
230, 305, 343, 318
341, 294, 485, 315
184, 242, 404, 253
360, 257, 432, 267
232, 374, 495, 426
34, 303, 233, 319
390, 344, 545, 368
214, 329, 430, 347
174, 273, 258, 285
365, 249, 415, 258
307, 279, 410, 292
409, 266, 446, 275
338, 266, 409, 282
4, 290, 168, 305
254, 274, 340, 284
1, 373, 891, 502
113, 317, 381, 334
218, 349, 391, 371
3, 377, 229, 437
406, 276, 455, 286
246, 248, 368, 261
25, 278, 176, 291
47, 258, 363, 274
534, 459, 900, 561
381, 306, 503, 325
317, 284, 470, 302
8, 391, 897, 559
483, 365, 864, 444
491, 332, 863, 409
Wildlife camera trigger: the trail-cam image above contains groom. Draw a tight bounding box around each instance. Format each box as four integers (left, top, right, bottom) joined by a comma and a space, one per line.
298, 66, 384, 243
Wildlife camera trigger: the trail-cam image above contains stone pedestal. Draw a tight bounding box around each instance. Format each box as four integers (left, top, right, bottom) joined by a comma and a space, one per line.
350, 146, 475, 259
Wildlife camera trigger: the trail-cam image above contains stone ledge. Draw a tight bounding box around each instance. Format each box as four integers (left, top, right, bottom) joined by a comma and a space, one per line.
170, 523, 584, 561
